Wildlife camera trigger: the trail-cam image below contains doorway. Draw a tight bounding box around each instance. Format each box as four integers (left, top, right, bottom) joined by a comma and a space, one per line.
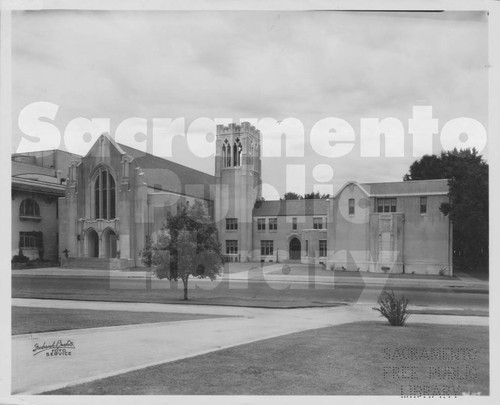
102, 228, 118, 258
86, 229, 99, 257
289, 237, 301, 260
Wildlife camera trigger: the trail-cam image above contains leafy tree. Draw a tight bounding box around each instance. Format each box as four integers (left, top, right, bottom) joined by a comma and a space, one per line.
404, 148, 488, 271
141, 200, 223, 300
281, 191, 303, 200
304, 191, 330, 199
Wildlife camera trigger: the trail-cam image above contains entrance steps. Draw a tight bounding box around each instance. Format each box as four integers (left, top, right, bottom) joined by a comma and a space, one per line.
62, 257, 130, 270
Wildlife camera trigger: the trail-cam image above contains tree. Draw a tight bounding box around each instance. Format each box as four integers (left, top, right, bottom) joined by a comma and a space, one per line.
304, 191, 330, 199
281, 191, 303, 200
141, 200, 223, 300
404, 148, 488, 271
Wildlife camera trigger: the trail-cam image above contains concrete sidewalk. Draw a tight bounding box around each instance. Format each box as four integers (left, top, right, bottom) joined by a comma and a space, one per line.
12, 298, 488, 394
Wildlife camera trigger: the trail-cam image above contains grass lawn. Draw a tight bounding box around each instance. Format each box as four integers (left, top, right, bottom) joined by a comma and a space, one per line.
46, 321, 489, 396
12, 306, 231, 335
266, 265, 455, 280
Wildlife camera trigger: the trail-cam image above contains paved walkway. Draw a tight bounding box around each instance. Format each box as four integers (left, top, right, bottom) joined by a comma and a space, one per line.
11, 298, 488, 394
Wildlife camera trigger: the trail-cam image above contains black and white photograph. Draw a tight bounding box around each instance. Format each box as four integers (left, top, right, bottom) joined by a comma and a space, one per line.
1, 0, 497, 403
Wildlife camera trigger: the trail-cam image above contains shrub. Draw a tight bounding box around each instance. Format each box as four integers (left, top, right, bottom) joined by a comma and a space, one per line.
374, 290, 411, 326
12, 254, 29, 264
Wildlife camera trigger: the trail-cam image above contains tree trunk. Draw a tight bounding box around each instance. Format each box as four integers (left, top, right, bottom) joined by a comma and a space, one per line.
183, 276, 189, 300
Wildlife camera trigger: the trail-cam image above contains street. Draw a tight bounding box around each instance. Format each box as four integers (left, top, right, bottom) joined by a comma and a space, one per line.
12, 270, 488, 312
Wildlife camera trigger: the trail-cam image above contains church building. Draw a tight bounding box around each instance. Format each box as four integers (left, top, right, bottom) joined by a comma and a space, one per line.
51, 122, 453, 275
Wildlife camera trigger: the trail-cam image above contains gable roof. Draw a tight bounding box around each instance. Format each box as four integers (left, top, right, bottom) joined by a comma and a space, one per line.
360, 179, 449, 196
117, 143, 215, 199
253, 199, 329, 217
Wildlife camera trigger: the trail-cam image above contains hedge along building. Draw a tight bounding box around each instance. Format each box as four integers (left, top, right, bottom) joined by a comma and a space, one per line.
56, 123, 452, 275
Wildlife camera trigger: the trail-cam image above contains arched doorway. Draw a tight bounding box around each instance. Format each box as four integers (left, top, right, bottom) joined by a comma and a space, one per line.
86, 229, 99, 257
102, 228, 118, 258
289, 237, 301, 260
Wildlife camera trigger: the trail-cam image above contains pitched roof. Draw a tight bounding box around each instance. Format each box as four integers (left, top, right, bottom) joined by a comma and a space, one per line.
359, 179, 449, 196
117, 143, 215, 199
253, 199, 329, 217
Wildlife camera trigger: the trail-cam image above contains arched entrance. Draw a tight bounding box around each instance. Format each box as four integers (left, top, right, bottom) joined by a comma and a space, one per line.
289, 237, 301, 260
86, 229, 99, 257
102, 228, 118, 258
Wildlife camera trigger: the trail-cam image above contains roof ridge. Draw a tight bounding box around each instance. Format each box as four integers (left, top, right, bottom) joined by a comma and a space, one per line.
117, 143, 214, 178
12, 149, 83, 157
361, 178, 449, 185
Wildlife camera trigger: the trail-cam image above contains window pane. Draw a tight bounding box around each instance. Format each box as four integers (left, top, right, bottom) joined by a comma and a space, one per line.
349, 199, 355, 215
102, 171, 108, 219
110, 174, 116, 219
226, 240, 238, 254
420, 197, 427, 214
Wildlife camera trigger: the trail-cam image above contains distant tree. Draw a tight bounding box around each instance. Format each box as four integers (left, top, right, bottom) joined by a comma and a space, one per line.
404, 148, 488, 271
141, 200, 223, 300
303, 191, 330, 199
281, 191, 303, 200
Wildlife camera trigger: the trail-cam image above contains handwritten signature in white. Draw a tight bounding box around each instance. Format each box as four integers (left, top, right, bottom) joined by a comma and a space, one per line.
32, 340, 75, 356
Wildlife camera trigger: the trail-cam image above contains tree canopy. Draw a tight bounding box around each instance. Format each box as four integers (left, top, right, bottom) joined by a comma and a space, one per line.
404, 148, 488, 271
281, 191, 330, 200
140, 200, 223, 299
281, 191, 303, 200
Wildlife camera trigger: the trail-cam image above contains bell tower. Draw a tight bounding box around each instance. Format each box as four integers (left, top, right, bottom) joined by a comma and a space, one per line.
215, 122, 262, 261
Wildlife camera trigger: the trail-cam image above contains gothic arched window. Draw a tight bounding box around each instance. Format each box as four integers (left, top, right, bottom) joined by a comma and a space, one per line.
93, 168, 116, 219
20, 199, 40, 218
233, 138, 242, 166
222, 142, 227, 168
223, 139, 231, 167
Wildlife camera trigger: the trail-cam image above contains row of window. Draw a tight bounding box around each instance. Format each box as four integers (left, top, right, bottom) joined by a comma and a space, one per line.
347, 197, 428, 215
376, 197, 428, 214
305, 240, 327, 257
222, 138, 243, 168
257, 218, 277, 231
226, 217, 327, 231
225, 239, 328, 257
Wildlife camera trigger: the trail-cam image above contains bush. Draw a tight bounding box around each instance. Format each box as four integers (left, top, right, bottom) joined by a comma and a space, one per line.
12, 254, 29, 264
374, 291, 411, 326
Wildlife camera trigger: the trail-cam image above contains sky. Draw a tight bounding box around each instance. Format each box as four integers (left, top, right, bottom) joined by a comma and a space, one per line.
11, 10, 489, 199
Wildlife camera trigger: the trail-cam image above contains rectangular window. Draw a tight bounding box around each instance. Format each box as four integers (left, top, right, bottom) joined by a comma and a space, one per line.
226, 240, 238, 255
377, 198, 397, 213
420, 197, 427, 214
348, 198, 355, 215
257, 218, 266, 231
19, 232, 36, 248
305, 240, 309, 256
269, 218, 277, 231
313, 217, 323, 229
261, 240, 274, 256
226, 218, 238, 230
319, 240, 327, 257
292, 217, 297, 230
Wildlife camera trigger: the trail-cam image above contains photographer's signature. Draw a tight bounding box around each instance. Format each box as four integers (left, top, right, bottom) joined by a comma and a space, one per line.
32, 340, 75, 357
